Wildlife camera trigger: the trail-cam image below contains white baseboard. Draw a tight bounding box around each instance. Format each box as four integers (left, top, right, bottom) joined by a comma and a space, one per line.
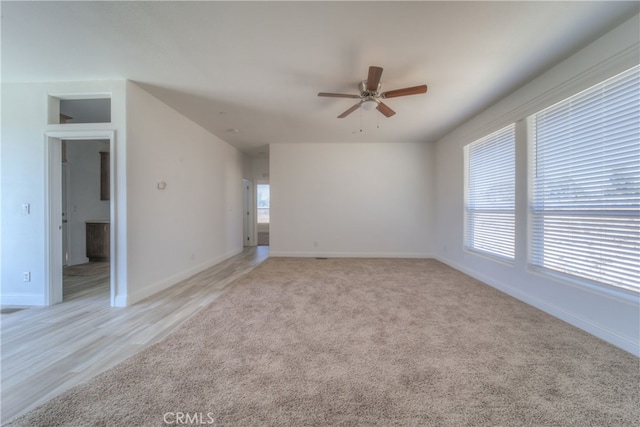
114, 295, 128, 308
269, 251, 433, 259
125, 247, 244, 306
1, 293, 46, 306
435, 256, 640, 357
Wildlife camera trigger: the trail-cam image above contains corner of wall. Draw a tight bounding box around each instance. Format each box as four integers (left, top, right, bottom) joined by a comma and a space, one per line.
435, 254, 640, 357
432, 14, 640, 356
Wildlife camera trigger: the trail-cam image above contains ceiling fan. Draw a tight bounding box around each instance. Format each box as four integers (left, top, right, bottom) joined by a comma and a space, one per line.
318, 66, 428, 118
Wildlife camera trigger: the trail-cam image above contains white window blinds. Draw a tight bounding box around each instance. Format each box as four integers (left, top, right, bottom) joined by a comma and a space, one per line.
531, 65, 640, 292
466, 124, 516, 261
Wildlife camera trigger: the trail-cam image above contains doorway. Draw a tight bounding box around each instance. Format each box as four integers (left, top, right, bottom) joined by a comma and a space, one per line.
62, 139, 111, 302
46, 131, 116, 306
257, 183, 270, 246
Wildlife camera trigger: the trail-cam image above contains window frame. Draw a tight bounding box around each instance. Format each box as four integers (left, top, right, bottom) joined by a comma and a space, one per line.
256, 183, 270, 224
464, 123, 517, 262
528, 65, 640, 294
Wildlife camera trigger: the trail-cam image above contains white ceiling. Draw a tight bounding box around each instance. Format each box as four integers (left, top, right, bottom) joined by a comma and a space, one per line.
2, 1, 638, 157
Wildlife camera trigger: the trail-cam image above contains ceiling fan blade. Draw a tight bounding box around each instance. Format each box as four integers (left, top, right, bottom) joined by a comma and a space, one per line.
338, 102, 362, 118
376, 102, 396, 117
382, 85, 428, 99
318, 92, 361, 99
366, 66, 383, 91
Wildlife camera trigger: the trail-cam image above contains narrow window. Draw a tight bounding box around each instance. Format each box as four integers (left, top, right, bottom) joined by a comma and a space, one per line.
530, 65, 640, 292
465, 124, 516, 261
257, 184, 270, 224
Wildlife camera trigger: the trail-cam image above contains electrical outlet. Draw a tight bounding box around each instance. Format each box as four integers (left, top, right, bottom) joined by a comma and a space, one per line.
23, 272, 31, 282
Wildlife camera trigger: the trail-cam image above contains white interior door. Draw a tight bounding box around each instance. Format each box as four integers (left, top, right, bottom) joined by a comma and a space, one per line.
61, 161, 69, 266
242, 179, 254, 246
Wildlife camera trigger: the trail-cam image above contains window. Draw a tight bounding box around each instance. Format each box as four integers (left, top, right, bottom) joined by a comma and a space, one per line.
531, 65, 640, 292
49, 96, 111, 124
257, 184, 270, 224
465, 124, 516, 261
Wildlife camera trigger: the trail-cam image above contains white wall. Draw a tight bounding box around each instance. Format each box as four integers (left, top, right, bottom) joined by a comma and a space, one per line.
1, 80, 127, 306
270, 142, 434, 257
65, 140, 110, 265
242, 156, 270, 185
433, 14, 640, 355
1, 79, 244, 307
252, 157, 270, 184
124, 82, 244, 305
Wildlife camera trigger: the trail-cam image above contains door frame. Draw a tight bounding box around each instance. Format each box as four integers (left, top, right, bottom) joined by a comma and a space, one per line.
61, 161, 70, 266
45, 130, 116, 306
242, 179, 256, 246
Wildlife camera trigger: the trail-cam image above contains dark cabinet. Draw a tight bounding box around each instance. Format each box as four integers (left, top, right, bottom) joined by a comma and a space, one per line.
100, 151, 110, 201
86, 222, 110, 261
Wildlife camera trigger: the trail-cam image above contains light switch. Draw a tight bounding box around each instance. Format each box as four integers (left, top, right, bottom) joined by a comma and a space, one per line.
22, 203, 30, 215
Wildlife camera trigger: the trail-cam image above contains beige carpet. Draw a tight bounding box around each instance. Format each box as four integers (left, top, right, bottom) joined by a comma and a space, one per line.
8, 258, 639, 426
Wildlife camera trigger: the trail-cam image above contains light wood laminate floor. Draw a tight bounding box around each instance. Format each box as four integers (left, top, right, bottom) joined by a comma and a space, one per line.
0, 247, 268, 425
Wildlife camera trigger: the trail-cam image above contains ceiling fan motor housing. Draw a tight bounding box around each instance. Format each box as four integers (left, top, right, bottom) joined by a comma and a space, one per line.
359, 80, 382, 99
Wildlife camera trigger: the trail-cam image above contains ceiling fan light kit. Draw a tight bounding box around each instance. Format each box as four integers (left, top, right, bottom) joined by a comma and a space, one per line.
318, 66, 428, 119
360, 99, 378, 110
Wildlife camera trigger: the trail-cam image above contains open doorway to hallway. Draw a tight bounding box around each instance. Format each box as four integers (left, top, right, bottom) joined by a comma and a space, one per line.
62, 139, 111, 302
257, 184, 270, 246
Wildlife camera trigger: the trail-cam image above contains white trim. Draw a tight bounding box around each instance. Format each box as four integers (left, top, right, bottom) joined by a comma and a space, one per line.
462, 247, 514, 267
1, 294, 46, 306
46, 123, 115, 132
48, 92, 111, 100
114, 295, 128, 307
44, 137, 63, 305
124, 247, 244, 306
45, 130, 118, 306
526, 65, 640, 294
253, 181, 261, 246
268, 251, 433, 259
108, 133, 117, 306
525, 265, 640, 305
45, 130, 116, 139
435, 255, 640, 357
